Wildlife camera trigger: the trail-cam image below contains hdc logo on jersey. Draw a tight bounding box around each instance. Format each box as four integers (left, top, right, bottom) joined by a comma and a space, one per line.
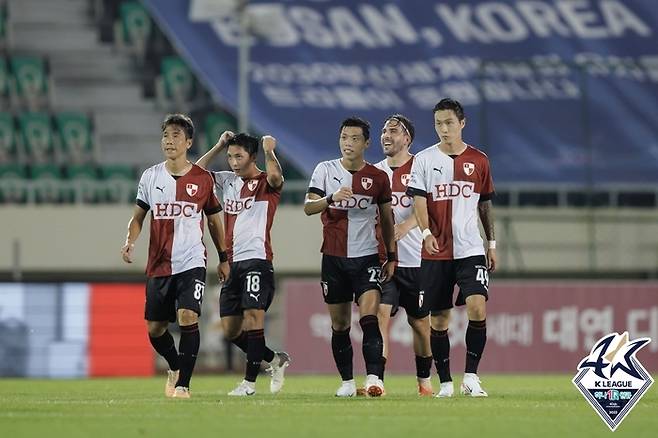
573, 332, 653, 431
400, 173, 411, 187
361, 177, 373, 190
224, 196, 255, 214
247, 180, 258, 191
433, 181, 475, 201
153, 201, 199, 219
186, 183, 198, 197
463, 163, 475, 176
391, 192, 413, 208
329, 194, 373, 210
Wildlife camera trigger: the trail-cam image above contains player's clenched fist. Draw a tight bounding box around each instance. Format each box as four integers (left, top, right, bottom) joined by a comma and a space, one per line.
121, 242, 135, 263
262, 135, 276, 153
332, 187, 353, 203
423, 234, 440, 255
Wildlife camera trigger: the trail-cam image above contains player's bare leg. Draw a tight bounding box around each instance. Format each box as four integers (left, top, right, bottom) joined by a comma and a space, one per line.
431, 310, 454, 398
358, 290, 385, 397
461, 295, 488, 397
408, 315, 433, 396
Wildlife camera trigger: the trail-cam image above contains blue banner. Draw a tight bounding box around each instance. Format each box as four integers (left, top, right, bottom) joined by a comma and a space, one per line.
144, 0, 658, 184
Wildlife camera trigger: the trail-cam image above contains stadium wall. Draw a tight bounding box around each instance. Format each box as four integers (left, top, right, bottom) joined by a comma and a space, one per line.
1, 206, 658, 276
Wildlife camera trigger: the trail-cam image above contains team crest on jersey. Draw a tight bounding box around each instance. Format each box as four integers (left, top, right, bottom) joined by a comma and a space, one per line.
572, 332, 653, 431
463, 162, 475, 176
361, 177, 373, 190
186, 183, 198, 197
401, 173, 412, 187
247, 180, 258, 191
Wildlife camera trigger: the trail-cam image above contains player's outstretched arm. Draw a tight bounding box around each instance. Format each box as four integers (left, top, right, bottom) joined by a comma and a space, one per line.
304, 187, 352, 216
121, 205, 147, 263
262, 135, 284, 189
413, 195, 439, 255
207, 212, 230, 282
196, 130, 234, 169
379, 201, 397, 282
478, 200, 497, 272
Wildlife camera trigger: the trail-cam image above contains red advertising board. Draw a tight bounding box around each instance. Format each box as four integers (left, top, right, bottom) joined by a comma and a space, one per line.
283, 280, 658, 374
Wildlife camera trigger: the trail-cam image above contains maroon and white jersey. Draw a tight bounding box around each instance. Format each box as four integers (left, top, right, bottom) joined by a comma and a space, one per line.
136, 163, 222, 277
406, 144, 495, 261
213, 171, 281, 263
375, 157, 422, 268
308, 159, 392, 258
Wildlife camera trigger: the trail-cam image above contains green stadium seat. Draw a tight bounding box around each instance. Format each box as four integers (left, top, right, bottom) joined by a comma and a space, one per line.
115, 1, 152, 57
54, 112, 94, 163
9, 56, 49, 110
0, 3, 7, 49
100, 164, 136, 203
17, 112, 54, 163
156, 56, 196, 109
66, 164, 100, 203
0, 164, 27, 203
30, 163, 64, 203
0, 112, 18, 163
0, 57, 9, 104
203, 112, 236, 151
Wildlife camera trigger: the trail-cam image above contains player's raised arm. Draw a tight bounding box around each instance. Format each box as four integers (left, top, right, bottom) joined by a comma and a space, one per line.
206, 212, 230, 282
262, 135, 284, 189
478, 200, 497, 272
196, 130, 234, 169
121, 204, 147, 263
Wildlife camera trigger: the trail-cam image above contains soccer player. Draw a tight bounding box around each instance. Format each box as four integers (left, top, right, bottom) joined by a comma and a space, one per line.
406, 98, 497, 397
304, 117, 397, 397
121, 114, 230, 399
196, 131, 290, 396
372, 114, 433, 396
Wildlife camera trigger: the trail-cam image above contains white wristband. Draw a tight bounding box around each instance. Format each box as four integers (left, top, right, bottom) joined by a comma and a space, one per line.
422, 228, 432, 240
488, 240, 496, 249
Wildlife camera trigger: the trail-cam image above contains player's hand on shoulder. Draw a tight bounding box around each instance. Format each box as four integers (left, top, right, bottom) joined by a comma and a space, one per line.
215, 131, 234, 150
332, 187, 353, 202
262, 135, 276, 153
218, 261, 230, 283
121, 242, 135, 263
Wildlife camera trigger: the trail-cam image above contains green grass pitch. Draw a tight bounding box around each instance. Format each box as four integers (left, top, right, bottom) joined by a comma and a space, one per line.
1, 375, 656, 438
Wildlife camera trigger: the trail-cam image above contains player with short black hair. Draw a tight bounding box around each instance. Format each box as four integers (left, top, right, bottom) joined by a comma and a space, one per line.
304, 116, 397, 397
121, 114, 230, 399
196, 131, 290, 396
407, 98, 497, 397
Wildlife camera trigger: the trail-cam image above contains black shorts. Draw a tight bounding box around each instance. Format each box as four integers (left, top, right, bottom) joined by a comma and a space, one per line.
381, 267, 429, 319
321, 254, 381, 304
219, 259, 275, 317
145, 267, 206, 322
419, 255, 489, 312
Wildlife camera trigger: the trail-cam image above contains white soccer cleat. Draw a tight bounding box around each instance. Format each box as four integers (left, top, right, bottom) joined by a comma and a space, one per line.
364, 374, 385, 397
436, 381, 454, 398
165, 369, 179, 398
266, 351, 291, 394
460, 373, 488, 397
172, 386, 190, 399
335, 379, 356, 397
228, 380, 256, 396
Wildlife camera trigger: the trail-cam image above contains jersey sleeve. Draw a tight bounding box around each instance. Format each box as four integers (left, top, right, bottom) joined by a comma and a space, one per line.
204, 174, 223, 215
479, 158, 495, 202
135, 170, 150, 211
307, 162, 327, 197
377, 172, 392, 204
406, 154, 428, 197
